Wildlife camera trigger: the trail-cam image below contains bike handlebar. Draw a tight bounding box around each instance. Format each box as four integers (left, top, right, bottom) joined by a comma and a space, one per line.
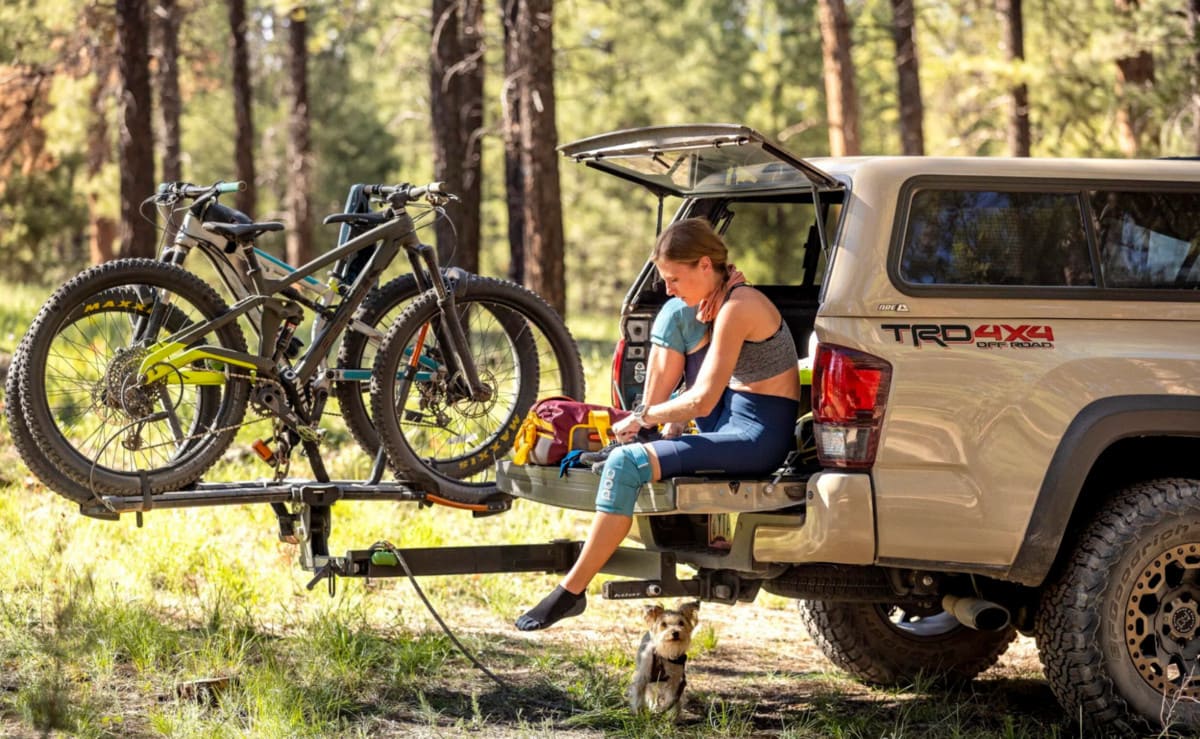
363, 182, 457, 204
156, 181, 247, 200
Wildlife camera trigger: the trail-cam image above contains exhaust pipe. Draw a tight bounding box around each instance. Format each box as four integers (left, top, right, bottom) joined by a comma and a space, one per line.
942, 594, 1011, 631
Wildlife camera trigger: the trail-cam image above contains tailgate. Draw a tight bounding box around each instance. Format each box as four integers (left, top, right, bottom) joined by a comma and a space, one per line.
496, 461, 809, 515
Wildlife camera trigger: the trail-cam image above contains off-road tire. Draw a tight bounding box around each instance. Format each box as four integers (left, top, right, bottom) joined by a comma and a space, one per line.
4, 333, 95, 503
333, 274, 426, 458
334, 273, 553, 463
20, 260, 250, 496
1035, 478, 1200, 734
371, 276, 583, 503
799, 600, 1016, 687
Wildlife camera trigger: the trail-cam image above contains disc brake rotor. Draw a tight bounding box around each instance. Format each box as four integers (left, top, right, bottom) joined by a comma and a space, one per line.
1124, 542, 1200, 698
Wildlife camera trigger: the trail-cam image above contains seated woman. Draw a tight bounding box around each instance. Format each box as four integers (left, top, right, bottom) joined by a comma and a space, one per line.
516, 218, 801, 631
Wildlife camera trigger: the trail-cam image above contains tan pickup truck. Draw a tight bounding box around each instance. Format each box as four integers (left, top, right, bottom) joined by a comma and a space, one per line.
498, 124, 1200, 733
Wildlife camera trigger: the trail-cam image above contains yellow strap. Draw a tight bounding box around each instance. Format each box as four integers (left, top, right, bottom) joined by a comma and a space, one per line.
588, 410, 614, 444
511, 412, 538, 465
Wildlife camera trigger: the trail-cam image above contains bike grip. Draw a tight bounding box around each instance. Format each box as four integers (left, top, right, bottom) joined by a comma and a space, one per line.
216, 181, 247, 194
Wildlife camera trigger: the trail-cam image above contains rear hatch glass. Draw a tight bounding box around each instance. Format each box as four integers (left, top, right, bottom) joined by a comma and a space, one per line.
559, 124, 840, 197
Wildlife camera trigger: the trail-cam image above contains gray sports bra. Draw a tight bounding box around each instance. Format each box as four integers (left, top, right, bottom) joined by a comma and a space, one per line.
730, 320, 798, 385
725, 284, 798, 384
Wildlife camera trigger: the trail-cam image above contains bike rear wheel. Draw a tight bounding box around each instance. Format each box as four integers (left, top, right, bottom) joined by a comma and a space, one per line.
370, 277, 583, 503
19, 259, 251, 496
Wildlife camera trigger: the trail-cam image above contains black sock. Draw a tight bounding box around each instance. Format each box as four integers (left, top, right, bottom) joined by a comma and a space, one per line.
515, 585, 586, 631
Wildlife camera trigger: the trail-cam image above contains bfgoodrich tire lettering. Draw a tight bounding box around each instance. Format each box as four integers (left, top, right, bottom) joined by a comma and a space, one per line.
1035, 478, 1200, 734
799, 600, 1016, 687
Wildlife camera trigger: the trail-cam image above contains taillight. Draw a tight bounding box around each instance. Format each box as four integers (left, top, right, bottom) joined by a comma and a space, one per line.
611, 338, 626, 407
813, 343, 892, 468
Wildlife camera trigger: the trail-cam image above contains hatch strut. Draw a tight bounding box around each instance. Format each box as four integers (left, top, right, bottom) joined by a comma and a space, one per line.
810, 182, 830, 257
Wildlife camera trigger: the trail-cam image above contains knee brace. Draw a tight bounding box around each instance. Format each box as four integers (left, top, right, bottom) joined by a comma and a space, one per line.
594, 444, 653, 516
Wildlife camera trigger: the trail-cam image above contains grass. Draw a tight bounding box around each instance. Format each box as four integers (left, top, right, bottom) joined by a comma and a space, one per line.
0, 282, 1085, 737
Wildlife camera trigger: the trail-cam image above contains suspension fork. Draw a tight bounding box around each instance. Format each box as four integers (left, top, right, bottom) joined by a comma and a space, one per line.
405, 240, 490, 402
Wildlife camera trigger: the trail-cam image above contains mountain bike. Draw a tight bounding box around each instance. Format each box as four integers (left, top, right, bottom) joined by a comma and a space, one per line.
10, 181, 583, 507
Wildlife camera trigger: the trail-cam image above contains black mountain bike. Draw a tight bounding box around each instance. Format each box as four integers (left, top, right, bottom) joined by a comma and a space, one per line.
9, 181, 583, 508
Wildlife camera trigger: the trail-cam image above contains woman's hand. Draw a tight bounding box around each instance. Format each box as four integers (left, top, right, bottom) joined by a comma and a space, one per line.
612, 413, 645, 443
661, 421, 688, 439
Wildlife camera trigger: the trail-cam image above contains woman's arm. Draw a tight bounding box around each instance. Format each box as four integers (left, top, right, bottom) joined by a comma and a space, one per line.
642, 344, 685, 406
639, 295, 755, 425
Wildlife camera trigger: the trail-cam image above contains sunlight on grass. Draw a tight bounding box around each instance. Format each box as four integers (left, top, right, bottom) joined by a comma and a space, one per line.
0, 291, 1076, 738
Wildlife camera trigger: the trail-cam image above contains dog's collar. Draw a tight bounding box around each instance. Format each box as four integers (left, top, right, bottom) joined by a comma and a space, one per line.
657, 647, 686, 667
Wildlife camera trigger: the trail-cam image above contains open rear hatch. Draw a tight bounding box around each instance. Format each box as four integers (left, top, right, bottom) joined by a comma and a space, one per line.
558, 123, 841, 198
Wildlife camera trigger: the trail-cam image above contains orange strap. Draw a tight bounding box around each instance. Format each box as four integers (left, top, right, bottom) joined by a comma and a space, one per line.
423, 493, 491, 512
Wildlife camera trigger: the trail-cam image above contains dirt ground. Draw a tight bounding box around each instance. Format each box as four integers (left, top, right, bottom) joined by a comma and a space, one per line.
370, 595, 1067, 737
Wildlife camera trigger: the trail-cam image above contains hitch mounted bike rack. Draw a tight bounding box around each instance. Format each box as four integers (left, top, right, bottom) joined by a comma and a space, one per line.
302, 538, 734, 602
76, 474, 725, 602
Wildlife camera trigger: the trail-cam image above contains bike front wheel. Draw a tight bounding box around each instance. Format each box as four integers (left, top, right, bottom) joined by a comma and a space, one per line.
370, 277, 583, 503
19, 259, 251, 497
335, 271, 584, 465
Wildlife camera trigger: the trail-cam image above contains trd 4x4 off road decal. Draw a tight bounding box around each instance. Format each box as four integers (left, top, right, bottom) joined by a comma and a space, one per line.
881, 323, 1055, 349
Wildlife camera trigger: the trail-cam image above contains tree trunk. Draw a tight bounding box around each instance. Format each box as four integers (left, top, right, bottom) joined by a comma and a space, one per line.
816, 0, 861, 156
430, 0, 483, 272
116, 0, 157, 259
998, 0, 1031, 156
516, 0, 565, 314
155, 0, 182, 182
501, 0, 524, 283
89, 197, 118, 265
890, 0, 924, 155
458, 0, 483, 275
286, 6, 312, 267
86, 41, 117, 264
1114, 0, 1153, 157
229, 0, 257, 215
1190, 0, 1200, 154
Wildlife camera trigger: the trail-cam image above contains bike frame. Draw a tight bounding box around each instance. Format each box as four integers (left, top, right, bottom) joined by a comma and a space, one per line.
138, 201, 482, 401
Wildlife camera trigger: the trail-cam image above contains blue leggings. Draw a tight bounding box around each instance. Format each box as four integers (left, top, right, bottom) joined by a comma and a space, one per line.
594, 389, 799, 516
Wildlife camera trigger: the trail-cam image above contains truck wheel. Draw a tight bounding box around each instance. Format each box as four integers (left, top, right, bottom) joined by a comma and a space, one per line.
1035, 478, 1200, 734
799, 600, 1016, 686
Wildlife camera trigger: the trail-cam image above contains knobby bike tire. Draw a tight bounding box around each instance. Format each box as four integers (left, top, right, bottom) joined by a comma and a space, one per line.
371, 276, 584, 503
19, 259, 251, 496
6, 297, 220, 506
333, 275, 426, 458
334, 271, 578, 469
5, 332, 96, 503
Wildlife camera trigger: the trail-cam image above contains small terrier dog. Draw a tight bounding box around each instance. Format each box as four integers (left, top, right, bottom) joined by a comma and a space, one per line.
628, 601, 700, 715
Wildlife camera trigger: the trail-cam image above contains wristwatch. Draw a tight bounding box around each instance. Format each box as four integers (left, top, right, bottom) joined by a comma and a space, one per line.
631, 402, 650, 426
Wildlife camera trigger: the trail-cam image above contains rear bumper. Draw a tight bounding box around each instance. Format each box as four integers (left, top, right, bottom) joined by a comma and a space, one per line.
496, 462, 875, 567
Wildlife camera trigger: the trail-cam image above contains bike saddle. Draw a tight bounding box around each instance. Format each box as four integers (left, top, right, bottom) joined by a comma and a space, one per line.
203, 220, 285, 243
322, 211, 390, 227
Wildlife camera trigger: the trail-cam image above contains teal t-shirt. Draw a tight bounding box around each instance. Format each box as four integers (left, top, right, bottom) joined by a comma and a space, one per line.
650, 298, 708, 355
